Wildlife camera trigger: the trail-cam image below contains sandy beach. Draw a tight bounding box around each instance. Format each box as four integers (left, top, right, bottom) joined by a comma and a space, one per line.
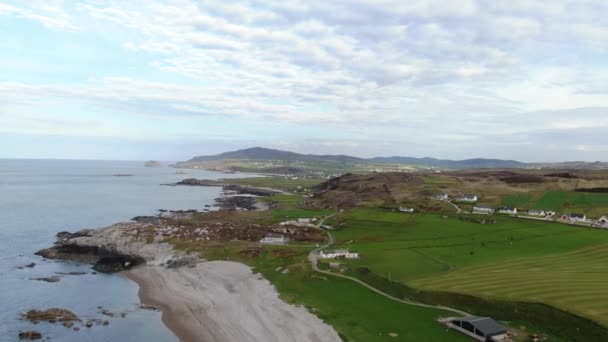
125, 261, 341, 342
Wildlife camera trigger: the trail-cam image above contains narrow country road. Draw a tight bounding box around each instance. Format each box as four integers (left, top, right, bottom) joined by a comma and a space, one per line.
308, 214, 469, 317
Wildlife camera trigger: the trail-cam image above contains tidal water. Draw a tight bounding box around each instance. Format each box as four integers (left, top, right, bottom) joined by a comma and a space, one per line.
0, 159, 250, 341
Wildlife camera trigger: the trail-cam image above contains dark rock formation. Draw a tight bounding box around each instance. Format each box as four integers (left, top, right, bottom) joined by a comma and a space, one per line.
17, 262, 36, 269
18, 331, 42, 340
93, 254, 145, 273
23, 308, 79, 323
30, 276, 61, 283
36, 243, 144, 273
214, 196, 258, 211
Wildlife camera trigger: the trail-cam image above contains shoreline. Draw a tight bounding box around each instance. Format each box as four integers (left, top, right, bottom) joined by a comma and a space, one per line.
124, 269, 197, 342
123, 262, 341, 342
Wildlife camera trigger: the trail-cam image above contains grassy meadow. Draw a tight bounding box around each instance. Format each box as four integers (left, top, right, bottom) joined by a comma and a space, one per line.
326, 208, 608, 339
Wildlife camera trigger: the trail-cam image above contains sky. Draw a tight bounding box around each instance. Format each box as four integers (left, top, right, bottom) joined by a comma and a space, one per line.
1, 0, 607, 162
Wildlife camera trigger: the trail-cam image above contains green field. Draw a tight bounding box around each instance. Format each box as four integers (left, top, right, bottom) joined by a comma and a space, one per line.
327, 208, 608, 337
412, 244, 608, 326
251, 248, 470, 342
501, 191, 608, 216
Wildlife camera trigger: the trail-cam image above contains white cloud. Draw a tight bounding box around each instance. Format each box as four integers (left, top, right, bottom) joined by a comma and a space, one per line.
2, 0, 608, 160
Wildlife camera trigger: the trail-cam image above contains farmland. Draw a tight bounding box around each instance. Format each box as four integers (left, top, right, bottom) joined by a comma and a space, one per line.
325, 208, 608, 339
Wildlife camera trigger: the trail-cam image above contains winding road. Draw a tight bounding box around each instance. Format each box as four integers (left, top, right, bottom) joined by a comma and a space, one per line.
307, 214, 469, 316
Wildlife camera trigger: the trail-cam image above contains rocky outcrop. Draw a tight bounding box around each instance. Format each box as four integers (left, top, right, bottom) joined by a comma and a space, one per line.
30, 276, 61, 283
36, 224, 200, 273
144, 161, 161, 167
18, 331, 42, 340
23, 308, 80, 323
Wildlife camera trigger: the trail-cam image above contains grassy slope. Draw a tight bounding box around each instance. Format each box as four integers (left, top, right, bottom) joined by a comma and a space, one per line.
329, 208, 608, 329
252, 248, 470, 342
170, 199, 468, 341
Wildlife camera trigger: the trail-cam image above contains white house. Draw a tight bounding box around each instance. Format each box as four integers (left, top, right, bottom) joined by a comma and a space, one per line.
527, 209, 546, 217
319, 249, 359, 259
260, 233, 287, 245
498, 207, 518, 215
297, 218, 312, 224
473, 205, 494, 214
399, 207, 415, 213
435, 193, 449, 201
599, 216, 608, 224
458, 194, 478, 202
561, 213, 587, 222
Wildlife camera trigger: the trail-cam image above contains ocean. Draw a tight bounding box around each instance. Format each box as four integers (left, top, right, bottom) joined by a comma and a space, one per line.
0, 159, 249, 341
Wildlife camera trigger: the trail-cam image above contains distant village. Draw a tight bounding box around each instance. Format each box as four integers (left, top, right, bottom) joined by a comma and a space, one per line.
431, 193, 608, 229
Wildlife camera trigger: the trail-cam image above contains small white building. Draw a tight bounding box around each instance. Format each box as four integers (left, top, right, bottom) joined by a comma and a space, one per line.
497, 207, 518, 215
527, 209, 546, 217
319, 249, 359, 259
297, 218, 312, 224
458, 194, 478, 203
473, 205, 495, 214
260, 233, 287, 245
435, 193, 449, 201
561, 213, 587, 222
399, 207, 415, 213
599, 216, 608, 224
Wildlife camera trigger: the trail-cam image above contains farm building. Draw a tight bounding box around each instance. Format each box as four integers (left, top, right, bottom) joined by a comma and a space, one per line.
473, 205, 495, 214
497, 207, 517, 215
435, 193, 449, 201
320, 249, 359, 259
599, 216, 608, 224
399, 207, 415, 213
561, 213, 587, 222
298, 218, 313, 224
448, 316, 507, 342
458, 194, 479, 202
527, 209, 546, 216
260, 233, 287, 245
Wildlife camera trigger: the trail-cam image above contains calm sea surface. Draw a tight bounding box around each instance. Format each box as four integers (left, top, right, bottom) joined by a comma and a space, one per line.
0, 159, 250, 341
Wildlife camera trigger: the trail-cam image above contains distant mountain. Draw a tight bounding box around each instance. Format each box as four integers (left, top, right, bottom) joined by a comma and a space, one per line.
369, 156, 528, 169
183, 147, 531, 169
188, 147, 366, 164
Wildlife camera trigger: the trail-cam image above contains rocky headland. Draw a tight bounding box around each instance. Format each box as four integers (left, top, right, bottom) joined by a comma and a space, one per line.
31, 212, 338, 342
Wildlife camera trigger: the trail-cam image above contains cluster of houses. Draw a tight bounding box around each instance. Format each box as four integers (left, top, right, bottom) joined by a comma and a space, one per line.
319, 249, 359, 259
435, 193, 479, 203
473, 206, 519, 215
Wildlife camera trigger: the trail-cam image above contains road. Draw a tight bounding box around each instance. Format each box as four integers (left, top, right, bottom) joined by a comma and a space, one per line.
307, 214, 469, 317
446, 200, 468, 214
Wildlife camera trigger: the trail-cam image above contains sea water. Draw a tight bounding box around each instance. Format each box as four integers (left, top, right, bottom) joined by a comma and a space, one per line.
0, 159, 249, 341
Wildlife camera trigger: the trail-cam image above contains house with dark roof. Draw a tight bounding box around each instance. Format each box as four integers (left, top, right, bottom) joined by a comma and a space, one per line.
497, 206, 517, 215
473, 205, 495, 214
448, 316, 507, 341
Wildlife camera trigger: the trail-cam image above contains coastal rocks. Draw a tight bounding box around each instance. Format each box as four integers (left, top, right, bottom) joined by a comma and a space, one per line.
214, 196, 258, 211
166, 255, 199, 269
17, 262, 36, 269
30, 276, 61, 283
93, 254, 145, 273
144, 160, 161, 167
18, 331, 42, 340
23, 308, 80, 323
139, 304, 161, 311
37, 222, 201, 272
